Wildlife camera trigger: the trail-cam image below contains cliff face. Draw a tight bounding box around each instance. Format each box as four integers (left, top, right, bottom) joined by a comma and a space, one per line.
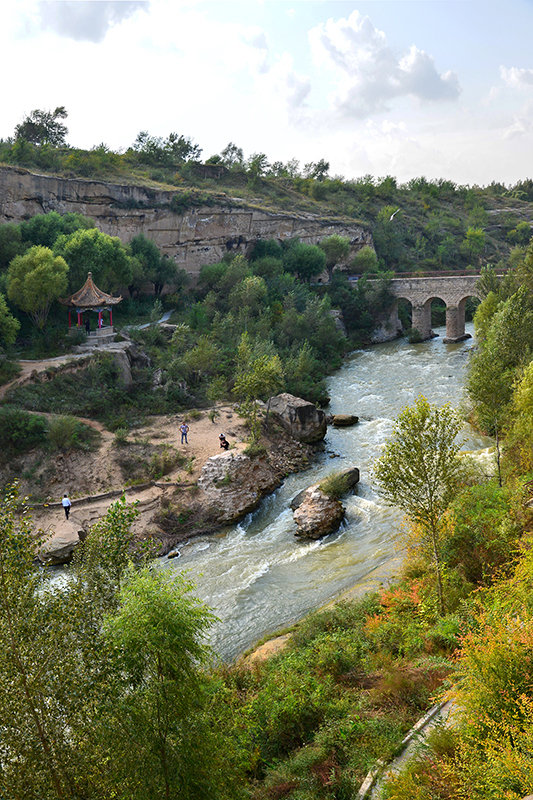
0, 165, 372, 277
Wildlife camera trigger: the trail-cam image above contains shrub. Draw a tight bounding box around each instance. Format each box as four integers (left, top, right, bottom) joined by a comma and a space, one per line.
319, 471, 356, 500
0, 360, 21, 387
47, 415, 100, 451
0, 407, 48, 457
148, 446, 184, 479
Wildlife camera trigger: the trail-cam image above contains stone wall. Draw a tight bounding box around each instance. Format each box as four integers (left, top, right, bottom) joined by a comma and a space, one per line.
0, 165, 372, 279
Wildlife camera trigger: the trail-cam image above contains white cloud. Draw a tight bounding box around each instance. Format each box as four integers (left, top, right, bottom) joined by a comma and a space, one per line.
36, 1, 149, 43
308, 10, 460, 118
503, 101, 533, 139
500, 65, 533, 88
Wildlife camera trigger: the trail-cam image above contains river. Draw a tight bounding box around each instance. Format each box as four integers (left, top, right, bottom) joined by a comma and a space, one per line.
160, 323, 492, 662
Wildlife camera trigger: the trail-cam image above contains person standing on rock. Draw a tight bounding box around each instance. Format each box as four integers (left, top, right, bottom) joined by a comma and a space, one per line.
180, 421, 190, 444
62, 493, 72, 520
219, 433, 229, 450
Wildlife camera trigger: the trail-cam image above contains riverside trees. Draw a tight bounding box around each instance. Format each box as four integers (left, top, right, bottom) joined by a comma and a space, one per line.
0, 487, 240, 800
374, 396, 463, 614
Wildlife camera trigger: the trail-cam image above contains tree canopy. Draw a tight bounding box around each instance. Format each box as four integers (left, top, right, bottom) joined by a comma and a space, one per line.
15, 106, 68, 147
53, 227, 132, 292
374, 396, 463, 613
7, 245, 68, 329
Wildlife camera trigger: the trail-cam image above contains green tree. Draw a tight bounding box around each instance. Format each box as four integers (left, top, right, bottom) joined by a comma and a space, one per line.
132, 131, 202, 166
0, 222, 25, 271
98, 568, 237, 799
20, 211, 94, 249
350, 244, 378, 274
283, 242, 326, 282
506, 361, 533, 472
460, 227, 485, 265
7, 245, 68, 328
476, 264, 501, 299
181, 335, 221, 384
374, 396, 463, 614
0, 489, 139, 799
233, 333, 284, 442
219, 142, 244, 169
319, 234, 351, 282
0, 292, 20, 346
473, 290, 500, 342
15, 106, 68, 146
53, 227, 132, 292
229, 274, 267, 316
507, 220, 532, 246
0, 489, 240, 799
302, 159, 329, 180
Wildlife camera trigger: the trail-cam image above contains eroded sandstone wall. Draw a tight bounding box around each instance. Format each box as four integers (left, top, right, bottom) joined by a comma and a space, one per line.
0, 165, 372, 278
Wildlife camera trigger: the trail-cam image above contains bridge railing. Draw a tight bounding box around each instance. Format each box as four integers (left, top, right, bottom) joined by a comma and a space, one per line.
348, 268, 509, 280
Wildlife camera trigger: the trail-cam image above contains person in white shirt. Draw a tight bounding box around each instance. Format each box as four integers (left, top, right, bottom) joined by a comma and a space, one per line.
62, 494, 71, 520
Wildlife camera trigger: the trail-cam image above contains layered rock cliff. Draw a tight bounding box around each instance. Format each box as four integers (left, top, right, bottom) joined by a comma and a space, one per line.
0, 165, 372, 278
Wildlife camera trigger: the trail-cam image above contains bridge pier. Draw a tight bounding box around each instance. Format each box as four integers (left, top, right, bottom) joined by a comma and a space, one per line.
443, 300, 471, 343
411, 304, 434, 341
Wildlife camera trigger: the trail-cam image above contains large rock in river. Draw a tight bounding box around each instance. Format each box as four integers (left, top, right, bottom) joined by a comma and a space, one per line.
331, 414, 359, 427
293, 486, 345, 539
197, 450, 283, 523
38, 521, 81, 565
268, 393, 326, 443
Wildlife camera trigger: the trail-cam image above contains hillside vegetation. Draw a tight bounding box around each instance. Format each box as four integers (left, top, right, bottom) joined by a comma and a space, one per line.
1, 114, 533, 273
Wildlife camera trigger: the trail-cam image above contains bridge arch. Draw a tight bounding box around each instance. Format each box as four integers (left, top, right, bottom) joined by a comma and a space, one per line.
383, 276, 482, 342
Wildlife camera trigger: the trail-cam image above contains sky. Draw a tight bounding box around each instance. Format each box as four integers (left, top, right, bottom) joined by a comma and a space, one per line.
2, 0, 533, 186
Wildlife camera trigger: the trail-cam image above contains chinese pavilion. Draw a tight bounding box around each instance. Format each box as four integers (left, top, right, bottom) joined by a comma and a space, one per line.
61, 272, 122, 336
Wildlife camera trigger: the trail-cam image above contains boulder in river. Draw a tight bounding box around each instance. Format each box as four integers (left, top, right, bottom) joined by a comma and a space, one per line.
331, 414, 359, 427
197, 450, 283, 524
293, 486, 345, 539
38, 522, 81, 565
268, 393, 326, 443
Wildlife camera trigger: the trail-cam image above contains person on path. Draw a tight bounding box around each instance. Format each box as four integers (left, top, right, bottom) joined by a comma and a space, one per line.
180, 422, 190, 444
62, 493, 71, 520
219, 433, 229, 450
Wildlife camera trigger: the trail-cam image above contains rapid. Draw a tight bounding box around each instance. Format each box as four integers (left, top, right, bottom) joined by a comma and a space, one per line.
161, 323, 491, 662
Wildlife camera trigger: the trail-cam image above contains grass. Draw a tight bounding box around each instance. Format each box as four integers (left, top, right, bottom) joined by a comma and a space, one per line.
319, 470, 356, 500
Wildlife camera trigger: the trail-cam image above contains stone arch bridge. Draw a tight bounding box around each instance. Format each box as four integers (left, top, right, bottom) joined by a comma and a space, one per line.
377, 275, 482, 343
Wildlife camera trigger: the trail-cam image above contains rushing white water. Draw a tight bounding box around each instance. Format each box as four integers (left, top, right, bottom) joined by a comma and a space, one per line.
159, 323, 492, 662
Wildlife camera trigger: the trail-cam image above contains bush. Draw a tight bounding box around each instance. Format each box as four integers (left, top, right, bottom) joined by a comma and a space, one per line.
0, 360, 21, 387
47, 415, 100, 451
319, 471, 356, 500
0, 407, 48, 457
148, 446, 184, 479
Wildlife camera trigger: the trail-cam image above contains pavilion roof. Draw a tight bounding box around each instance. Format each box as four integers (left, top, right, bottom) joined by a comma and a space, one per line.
60, 272, 122, 308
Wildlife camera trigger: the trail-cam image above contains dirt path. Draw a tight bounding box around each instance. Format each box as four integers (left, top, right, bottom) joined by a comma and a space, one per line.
28, 405, 249, 548
0, 353, 91, 399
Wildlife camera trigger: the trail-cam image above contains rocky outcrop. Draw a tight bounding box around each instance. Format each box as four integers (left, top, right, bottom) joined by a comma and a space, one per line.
290, 466, 359, 511
0, 165, 373, 279
291, 466, 359, 538
293, 487, 345, 539
269, 393, 327, 443
197, 451, 283, 523
38, 522, 82, 565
